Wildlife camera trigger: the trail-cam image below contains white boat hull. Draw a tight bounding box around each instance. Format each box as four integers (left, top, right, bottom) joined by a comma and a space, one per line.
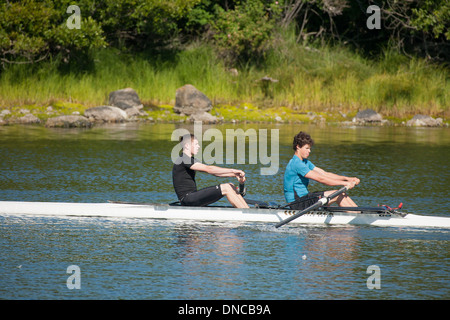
1, 201, 449, 228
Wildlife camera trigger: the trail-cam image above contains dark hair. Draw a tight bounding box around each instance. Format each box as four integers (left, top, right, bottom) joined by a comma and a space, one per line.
293, 131, 314, 151
180, 133, 196, 146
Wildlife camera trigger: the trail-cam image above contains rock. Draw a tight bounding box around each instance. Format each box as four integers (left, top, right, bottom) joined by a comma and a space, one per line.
174, 84, 212, 115
1, 110, 11, 117
109, 88, 143, 110
312, 115, 326, 124
353, 109, 383, 124
14, 114, 41, 125
46, 115, 92, 128
258, 76, 278, 83
228, 68, 239, 76
46, 106, 56, 115
84, 106, 128, 122
189, 111, 218, 123
406, 114, 442, 127
307, 112, 316, 120
124, 106, 146, 118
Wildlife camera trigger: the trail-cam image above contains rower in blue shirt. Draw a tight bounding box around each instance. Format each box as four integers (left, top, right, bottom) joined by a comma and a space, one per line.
284, 131, 359, 210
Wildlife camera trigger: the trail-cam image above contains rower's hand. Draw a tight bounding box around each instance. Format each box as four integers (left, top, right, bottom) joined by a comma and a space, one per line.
351, 177, 360, 185
344, 180, 356, 190
234, 170, 246, 184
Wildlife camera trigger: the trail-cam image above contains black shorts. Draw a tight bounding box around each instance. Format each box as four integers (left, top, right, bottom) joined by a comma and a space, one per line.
290, 191, 325, 210
181, 185, 224, 207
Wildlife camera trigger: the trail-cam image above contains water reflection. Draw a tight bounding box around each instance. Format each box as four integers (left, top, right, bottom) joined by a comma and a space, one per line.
171, 224, 244, 298
1, 212, 448, 299
167, 221, 365, 299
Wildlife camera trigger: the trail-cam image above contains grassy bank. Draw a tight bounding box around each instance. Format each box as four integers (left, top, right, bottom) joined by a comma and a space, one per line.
0, 30, 448, 120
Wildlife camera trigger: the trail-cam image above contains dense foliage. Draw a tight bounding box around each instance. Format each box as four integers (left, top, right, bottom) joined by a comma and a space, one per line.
1, 0, 448, 68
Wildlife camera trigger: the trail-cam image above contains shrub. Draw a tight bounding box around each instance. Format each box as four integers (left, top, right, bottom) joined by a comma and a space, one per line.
210, 0, 281, 64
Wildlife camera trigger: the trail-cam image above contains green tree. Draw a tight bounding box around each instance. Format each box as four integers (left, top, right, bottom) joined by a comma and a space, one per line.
0, 0, 106, 68
56, 0, 201, 48
210, 0, 282, 63
277, 0, 449, 62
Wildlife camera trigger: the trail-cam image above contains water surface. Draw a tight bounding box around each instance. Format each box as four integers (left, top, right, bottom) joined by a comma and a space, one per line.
0, 124, 449, 299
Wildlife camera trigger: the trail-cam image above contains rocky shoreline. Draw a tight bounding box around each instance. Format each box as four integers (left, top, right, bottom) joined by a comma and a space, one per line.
0, 86, 447, 128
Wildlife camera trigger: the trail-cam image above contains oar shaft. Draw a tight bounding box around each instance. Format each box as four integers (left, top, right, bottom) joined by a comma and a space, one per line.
279, 186, 348, 209
326, 187, 348, 201
275, 199, 326, 228
275, 186, 348, 228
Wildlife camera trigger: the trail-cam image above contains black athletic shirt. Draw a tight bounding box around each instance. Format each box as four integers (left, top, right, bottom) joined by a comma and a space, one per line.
172, 153, 200, 200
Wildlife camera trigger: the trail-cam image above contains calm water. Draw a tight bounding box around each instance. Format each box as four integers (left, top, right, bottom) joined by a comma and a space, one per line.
0, 123, 449, 300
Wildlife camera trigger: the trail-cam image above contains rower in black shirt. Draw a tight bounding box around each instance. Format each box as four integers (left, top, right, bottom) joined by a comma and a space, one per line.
172, 134, 249, 208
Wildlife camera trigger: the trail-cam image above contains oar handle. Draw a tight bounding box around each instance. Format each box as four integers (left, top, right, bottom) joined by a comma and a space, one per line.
275, 186, 348, 228
236, 182, 246, 197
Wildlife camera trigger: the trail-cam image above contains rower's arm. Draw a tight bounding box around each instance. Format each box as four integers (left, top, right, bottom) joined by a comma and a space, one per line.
313, 167, 360, 185
191, 163, 245, 179
314, 167, 346, 181
305, 168, 356, 188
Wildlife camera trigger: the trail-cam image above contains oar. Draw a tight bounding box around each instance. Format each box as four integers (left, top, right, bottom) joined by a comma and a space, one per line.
275, 186, 348, 228
239, 182, 246, 196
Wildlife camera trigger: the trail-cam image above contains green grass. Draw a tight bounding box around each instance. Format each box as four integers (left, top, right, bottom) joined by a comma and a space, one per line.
0, 29, 448, 119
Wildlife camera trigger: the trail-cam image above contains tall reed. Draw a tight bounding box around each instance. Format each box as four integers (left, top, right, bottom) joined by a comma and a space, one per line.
0, 29, 448, 117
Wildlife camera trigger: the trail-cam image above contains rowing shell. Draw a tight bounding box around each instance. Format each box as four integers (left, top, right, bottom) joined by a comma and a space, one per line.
1, 201, 449, 228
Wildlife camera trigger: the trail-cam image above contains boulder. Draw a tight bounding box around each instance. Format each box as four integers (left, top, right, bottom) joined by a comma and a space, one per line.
1, 109, 11, 117
406, 114, 443, 127
353, 109, 383, 124
124, 106, 146, 118
189, 111, 218, 123
109, 88, 143, 110
46, 115, 92, 128
84, 106, 128, 122
14, 114, 41, 125
174, 84, 212, 115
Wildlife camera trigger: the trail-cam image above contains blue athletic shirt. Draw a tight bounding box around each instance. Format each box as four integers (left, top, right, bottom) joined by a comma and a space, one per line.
283, 155, 315, 203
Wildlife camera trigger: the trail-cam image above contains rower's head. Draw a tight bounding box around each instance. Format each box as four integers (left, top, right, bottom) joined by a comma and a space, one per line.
293, 131, 314, 159
180, 134, 200, 155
